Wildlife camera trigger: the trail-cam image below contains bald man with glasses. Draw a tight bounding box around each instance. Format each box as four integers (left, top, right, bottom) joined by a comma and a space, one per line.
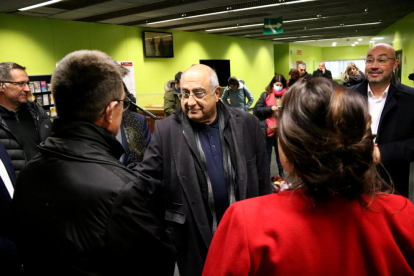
351, 43, 414, 197
0, 62, 51, 175
135, 64, 271, 276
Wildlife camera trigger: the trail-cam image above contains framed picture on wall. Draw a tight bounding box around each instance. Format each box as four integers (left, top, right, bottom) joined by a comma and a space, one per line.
143, 31, 174, 58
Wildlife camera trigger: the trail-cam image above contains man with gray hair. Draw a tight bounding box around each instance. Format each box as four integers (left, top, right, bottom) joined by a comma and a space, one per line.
135, 64, 271, 276
0, 62, 51, 175
12, 50, 175, 275
298, 62, 313, 81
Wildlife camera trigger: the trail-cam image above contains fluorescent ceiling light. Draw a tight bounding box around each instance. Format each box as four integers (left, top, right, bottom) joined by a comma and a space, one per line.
186, 10, 230, 19
351, 44, 355, 46
205, 16, 321, 32
358, 38, 363, 41
310, 21, 380, 31
371, 37, 384, 40
354, 42, 359, 44
147, 18, 184, 25
19, 0, 61, 11
234, 0, 314, 12
285, 17, 321, 23
240, 24, 263, 28
272, 36, 298, 40
206, 26, 239, 32
149, 0, 315, 25
295, 40, 316, 42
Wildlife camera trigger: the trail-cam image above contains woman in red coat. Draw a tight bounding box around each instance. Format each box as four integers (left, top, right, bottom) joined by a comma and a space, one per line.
203, 78, 414, 276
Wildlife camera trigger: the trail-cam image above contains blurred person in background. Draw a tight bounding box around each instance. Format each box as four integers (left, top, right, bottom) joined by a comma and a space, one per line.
341, 62, 365, 87
253, 74, 286, 177
221, 77, 254, 111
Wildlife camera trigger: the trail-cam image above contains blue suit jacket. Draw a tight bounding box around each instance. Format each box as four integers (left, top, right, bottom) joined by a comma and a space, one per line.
0, 142, 20, 272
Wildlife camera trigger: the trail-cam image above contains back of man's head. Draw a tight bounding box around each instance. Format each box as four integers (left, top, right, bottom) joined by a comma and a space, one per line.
0, 62, 26, 81
52, 50, 127, 122
175, 72, 182, 83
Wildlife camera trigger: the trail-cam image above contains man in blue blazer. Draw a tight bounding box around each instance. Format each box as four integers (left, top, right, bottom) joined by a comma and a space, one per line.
0, 141, 20, 273
351, 43, 414, 197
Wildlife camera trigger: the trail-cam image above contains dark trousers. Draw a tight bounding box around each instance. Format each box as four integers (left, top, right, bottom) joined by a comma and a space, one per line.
266, 134, 283, 170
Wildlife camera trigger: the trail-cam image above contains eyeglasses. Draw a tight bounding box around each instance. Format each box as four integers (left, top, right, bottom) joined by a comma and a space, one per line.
177, 91, 207, 100
100, 98, 130, 117
365, 57, 396, 66
0, 81, 30, 88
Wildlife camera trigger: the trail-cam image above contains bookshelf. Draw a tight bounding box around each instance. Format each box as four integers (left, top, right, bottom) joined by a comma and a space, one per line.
28, 74, 56, 118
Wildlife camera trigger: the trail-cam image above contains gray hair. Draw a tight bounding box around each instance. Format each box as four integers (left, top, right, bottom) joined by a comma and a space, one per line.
209, 69, 220, 94
0, 62, 26, 81
298, 62, 307, 68
52, 50, 128, 122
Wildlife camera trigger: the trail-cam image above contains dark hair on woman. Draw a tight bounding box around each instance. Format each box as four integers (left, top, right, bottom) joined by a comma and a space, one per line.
268, 74, 287, 89
227, 76, 239, 88
277, 78, 391, 201
289, 69, 300, 79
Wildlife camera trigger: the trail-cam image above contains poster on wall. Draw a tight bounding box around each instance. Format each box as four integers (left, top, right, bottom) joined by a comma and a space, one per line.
117, 61, 136, 97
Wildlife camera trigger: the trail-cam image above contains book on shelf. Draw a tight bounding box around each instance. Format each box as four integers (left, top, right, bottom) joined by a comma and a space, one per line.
33, 81, 41, 93
40, 81, 47, 92
42, 94, 50, 105
47, 83, 51, 91
29, 82, 35, 93
50, 106, 57, 118
36, 95, 43, 106
49, 94, 54, 105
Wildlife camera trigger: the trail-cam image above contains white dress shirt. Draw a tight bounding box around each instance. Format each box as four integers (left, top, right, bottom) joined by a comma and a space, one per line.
368, 84, 390, 136
0, 159, 14, 198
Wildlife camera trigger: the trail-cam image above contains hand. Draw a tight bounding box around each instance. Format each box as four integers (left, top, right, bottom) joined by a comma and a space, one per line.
373, 144, 381, 163
271, 106, 278, 111
322, 68, 325, 74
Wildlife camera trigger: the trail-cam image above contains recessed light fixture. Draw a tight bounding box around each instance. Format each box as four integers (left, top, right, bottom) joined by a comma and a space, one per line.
371, 37, 384, 40
358, 38, 363, 41
18, 0, 61, 11
354, 42, 359, 44
369, 41, 374, 43
351, 44, 355, 46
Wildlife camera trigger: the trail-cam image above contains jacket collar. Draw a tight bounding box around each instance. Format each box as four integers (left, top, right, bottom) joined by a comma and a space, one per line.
41, 119, 125, 163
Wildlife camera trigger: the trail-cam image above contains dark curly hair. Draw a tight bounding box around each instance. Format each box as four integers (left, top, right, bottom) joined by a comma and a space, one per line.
277, 78, 391, 201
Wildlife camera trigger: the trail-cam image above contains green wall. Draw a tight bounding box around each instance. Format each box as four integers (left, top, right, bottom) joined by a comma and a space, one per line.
0, 13, 274, 106
273, 44, 289, 80
289, 44, 322, 75
322, 45, 369, 60
374, 11, 414, 87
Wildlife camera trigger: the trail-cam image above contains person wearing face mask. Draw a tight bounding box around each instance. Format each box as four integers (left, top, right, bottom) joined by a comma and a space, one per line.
221, 77, 254, 111
253, 74, 286, 177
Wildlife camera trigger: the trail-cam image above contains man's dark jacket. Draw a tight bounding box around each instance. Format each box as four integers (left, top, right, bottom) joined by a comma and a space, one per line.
135, 101, 272, 276
313, 69, 333, 79
0, 101, 51, 175
0, 142, 20, 274
300, 71, 313, 81
12, 120, 175, 275
351, 79, 414, 197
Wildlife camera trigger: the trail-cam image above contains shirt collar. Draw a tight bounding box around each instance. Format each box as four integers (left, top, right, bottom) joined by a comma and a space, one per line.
367, 83, 390, 99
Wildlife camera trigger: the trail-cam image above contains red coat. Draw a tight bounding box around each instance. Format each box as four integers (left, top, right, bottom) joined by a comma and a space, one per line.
203, 190, 414, 276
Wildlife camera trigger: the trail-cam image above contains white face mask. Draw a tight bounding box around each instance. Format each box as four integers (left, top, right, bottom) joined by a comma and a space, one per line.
274, 85, 283, 92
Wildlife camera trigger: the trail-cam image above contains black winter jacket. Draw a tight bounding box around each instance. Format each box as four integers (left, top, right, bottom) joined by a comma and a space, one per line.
12, 120, 175, 275
0, 101, 51, 174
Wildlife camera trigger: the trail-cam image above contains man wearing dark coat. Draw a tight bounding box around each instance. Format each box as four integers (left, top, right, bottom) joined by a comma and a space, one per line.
135, 64, 272, 276
351, 43, 414, 197
313, 62, 333, 79
298, 62, 313, 81
12, 50, 175, 275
